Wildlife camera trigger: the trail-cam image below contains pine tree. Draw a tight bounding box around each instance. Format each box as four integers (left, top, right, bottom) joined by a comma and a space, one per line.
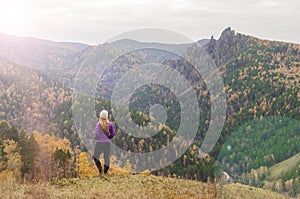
53, 148, 71, 178
17, 130, 39, 181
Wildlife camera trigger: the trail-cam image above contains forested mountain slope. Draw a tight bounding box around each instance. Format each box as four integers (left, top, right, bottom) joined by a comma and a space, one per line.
0, 28, 299, 197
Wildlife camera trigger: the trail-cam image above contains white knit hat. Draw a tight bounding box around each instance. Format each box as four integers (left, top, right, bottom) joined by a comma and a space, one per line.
100, 110, 108, 119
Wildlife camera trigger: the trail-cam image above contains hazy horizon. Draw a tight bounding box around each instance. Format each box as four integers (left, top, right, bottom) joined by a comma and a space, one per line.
1, 27, 299, 46
0, 0, 299, 45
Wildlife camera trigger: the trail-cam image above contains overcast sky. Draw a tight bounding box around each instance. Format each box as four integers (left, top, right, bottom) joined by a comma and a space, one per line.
0, 0, 299, 44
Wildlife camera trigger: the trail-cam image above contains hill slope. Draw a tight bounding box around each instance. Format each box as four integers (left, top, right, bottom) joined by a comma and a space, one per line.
268, 152, 300, 181
0, 174, 287, 199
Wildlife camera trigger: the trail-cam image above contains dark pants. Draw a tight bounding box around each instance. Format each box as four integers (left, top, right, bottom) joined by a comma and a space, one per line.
93, 142, 110, 174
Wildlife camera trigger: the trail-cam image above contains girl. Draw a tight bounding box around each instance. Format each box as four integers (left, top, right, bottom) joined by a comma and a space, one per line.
93, 110, 115, 174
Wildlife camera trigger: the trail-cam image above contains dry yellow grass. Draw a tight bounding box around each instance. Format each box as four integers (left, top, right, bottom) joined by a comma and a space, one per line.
0, 173, 288, 199
268, 152, 300, 181
217, 183, 287, 199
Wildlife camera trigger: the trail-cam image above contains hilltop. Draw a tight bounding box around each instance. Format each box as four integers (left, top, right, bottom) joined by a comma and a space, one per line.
0, 173, 287, 199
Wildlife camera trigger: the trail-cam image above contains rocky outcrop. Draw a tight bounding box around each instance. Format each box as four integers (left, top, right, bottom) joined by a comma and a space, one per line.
205, 27, 247, 67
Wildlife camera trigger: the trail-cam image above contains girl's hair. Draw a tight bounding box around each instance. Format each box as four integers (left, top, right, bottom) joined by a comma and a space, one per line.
100, 117, 109, 132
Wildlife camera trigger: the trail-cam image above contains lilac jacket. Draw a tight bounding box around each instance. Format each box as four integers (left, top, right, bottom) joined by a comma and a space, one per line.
94, 122, 115, 142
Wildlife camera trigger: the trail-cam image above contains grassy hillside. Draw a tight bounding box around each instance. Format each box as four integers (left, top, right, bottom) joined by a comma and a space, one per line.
268, 152, 300, 181
0, 173, 288, 199
218, 183, 288, 199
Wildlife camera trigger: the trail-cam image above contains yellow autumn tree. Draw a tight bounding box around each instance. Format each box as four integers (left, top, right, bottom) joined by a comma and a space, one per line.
32, 131, 55, 181
2, 140, 22, 181
108, 155, 132, 174
31, 131, 73, 181
275, 179, 283, 193
76, 152, 95, 178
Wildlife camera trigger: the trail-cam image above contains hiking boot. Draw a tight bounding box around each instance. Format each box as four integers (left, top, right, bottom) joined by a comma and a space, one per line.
104, 165, 109, 174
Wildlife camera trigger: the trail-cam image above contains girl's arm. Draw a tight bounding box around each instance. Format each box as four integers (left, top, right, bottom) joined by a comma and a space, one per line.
94, 123, 100, 139
109, 122, 115, 137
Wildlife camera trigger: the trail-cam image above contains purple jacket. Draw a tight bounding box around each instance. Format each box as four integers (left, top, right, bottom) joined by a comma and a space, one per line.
94, 122, 115, 142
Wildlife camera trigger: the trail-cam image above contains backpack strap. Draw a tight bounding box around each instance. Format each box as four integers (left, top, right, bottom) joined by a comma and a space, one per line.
99, 125, 110, 138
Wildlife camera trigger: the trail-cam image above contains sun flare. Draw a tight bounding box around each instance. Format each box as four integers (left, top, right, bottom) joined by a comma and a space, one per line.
0, 1, 28, 34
